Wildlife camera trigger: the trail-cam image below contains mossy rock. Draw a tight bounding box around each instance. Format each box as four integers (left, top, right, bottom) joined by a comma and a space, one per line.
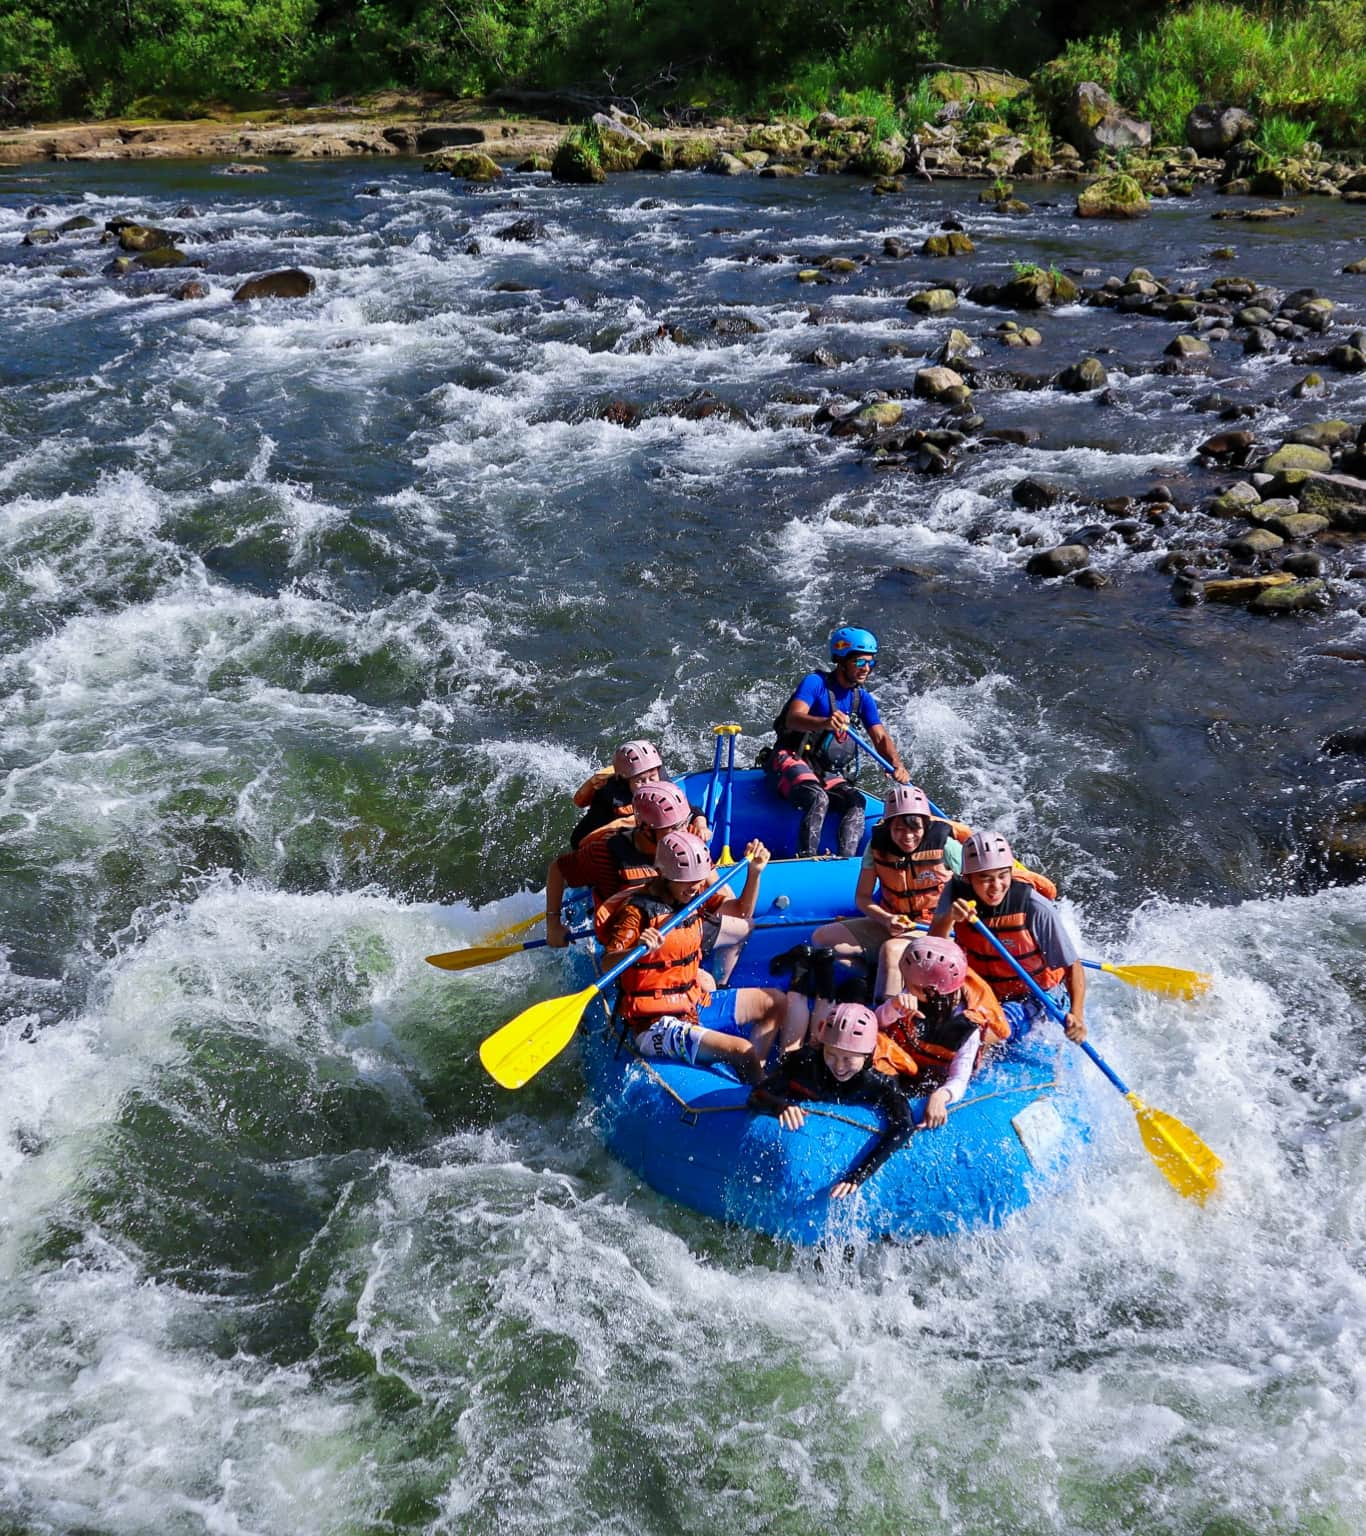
428, 149, 502, 181
552, 133, 606, 185
921, 232, 975, 257
134, 247, 189, 269
671, 139, 715, 171
1076, 173, 1149, 219
852, 138, 906, 177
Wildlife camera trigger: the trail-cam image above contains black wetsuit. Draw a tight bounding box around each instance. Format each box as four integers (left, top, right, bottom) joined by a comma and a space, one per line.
748, 1046, 915, 1189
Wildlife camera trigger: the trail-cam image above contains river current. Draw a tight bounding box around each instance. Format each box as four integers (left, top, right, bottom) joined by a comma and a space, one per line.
1, 158, 1364, 1535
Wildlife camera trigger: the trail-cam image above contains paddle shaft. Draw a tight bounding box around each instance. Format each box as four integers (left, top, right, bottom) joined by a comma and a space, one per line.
704, 732, 725, 824
966, 914, 1130, 1095
719, 727, 738, 860
843, 726, 947, 820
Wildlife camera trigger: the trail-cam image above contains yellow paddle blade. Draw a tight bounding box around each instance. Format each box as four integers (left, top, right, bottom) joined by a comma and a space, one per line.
479, 985, 598, 1089
1125, 1091, 1223, 1202
1101, 962, 1211, 1001
425, 943, 525, 972
482, 912, 542, 945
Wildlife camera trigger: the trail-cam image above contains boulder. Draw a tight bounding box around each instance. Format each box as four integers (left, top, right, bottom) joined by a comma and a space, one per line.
495, 217, 546, 243
1324, 345, 1366, 373
1310, 807, 1366, 882
1210, 481, 1261, 516
996, 268, 1079, 309
1263, 443, 1333, 474
57, 214, 97, 232
1292, 373, 1327, 399
926, 68, 1029, 107
429, 149, 503, 181
1012, 476, 1066, 509
906, 287, 958, 315
552, 135, 606, 184
914, 366, 969, 402
760, 164, 803, 179
1227, 528, 1284, 558
1076, 173, 1149, 219
174, 280, 209, 300
921, 232, 975, 257
1026, 544, 1091, 577
852, 137, 907, 177
1345, 257, 1366, 275
516, 154, 553, 173
1288, 420, 1354, 449
1064, 83, 1152, 156
118, 224, 177, 252
1197, 430, 1255, 461
704, 152, 749, 176
134, 247, 188, 268
232, 268, 315, 302
744, 122, 810, 156
1166, 334, 1211, 358
589, 113, 649, 172
1265, 510, 1331, 539
936, 329, 977, 365
1186, 103, 1257, 155
1249, 578, 1329, 614
857, 401, 904, 431
1056, 357, 1108, 391
21, 229, 57, 245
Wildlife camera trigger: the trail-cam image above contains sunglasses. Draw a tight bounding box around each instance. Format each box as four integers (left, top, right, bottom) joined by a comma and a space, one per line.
847, 655, 876, 668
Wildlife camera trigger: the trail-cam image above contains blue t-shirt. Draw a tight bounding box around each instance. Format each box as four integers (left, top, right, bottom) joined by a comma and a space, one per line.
792, 671, 882, 730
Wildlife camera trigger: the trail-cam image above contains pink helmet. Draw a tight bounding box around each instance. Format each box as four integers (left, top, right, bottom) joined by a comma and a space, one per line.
655, 830, 713, 883
633, 781, 689, 830
884, 784, 932, 821
614, 739, 663, 779
902, 936, 968, 997
961, 831, 1013, 876
816, 1002, 879, 1055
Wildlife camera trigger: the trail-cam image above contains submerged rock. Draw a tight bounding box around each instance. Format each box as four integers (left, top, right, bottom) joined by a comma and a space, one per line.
1056, 357, 1108, 391
1027, 543, 1091, 577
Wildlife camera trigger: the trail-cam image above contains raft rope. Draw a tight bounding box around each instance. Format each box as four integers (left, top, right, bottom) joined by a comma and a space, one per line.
626, 1045, 1060, 1131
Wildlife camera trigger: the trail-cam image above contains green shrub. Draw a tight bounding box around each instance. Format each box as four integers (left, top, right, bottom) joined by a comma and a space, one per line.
0, 12, 82, 120
1032, 33, 1122, 119
1254, 114, 1316, 161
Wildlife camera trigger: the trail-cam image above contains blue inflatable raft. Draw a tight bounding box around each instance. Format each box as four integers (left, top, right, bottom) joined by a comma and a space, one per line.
570, 767, 1096, 1245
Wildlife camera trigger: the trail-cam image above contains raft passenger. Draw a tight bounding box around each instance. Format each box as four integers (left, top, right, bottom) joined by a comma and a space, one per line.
875, 937, 1001, 1128
599, 831, 804, 1083
748, 1002, 915, 1197
765, 625, 910, 859
568, 739, 707, 849
929, 832, 1086, 1043
810, 782, 971, 1004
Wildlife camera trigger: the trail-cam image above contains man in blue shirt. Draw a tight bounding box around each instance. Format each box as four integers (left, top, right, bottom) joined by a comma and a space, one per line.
767, 625, 910, 857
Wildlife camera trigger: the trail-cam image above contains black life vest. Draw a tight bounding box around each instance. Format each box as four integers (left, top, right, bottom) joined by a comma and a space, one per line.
773, 671, 869, 781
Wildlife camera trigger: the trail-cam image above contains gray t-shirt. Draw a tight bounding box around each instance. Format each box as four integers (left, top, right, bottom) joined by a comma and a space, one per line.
932, 882, 1077, 969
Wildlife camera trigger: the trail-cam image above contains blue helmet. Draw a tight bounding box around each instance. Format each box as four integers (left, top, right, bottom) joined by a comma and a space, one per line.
829, 625, 878, 665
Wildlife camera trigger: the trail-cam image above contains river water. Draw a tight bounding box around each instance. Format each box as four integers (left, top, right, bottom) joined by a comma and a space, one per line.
1, 158, 1364, 1535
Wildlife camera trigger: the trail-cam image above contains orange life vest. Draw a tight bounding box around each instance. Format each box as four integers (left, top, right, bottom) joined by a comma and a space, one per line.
869, 818, 969, 920
962, 969, 1009, 1042
600, 887, 707, 1028
572, 766, 617, 809
950, 869, 1066, 1001
880, 999, 979, 1078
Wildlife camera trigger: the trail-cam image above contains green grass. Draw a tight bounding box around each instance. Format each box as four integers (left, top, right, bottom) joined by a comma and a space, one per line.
1255, 114, 1317, 161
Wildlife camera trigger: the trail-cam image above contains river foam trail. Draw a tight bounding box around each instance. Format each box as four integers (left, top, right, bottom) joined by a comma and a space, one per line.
2, 159, 1363, 1533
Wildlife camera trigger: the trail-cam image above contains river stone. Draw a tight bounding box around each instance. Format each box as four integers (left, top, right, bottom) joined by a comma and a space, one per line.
1166, 334, 1211, 359
134, 247, 188, 268
914, 365, 968, 401
1056, 357, 1108, 391
997, 269, 1079, 309
907, 288, 957, 315
1292, 373, 1327, 399
1268, 510, 1332, 539
1186, 103, 1256, 155
232, 268, 315, 302
1210, 482, 1261, 517
1298, 473, 1366, 531
1064, 83, 1152, 156
1310, 807, 1366, 882
1322, 729, 1366, 756
589, 113, 649, 172
1250, 577, 1329, 614
495, 218, 546, 243
883, 237, 914, 258
705, 152, 749, 176
1346, 258, 1366, 275
1246, 497, 1300, 525
1197, 430, 1255, 461
936, 329, 977, 364
1264, 443, 1333, 474
1228, 528, 1285, 558
825, 257, 859, 274
1204, 571, 1295, 604
760, 164, 803, 178
1012, 476, 1066, 509
856, 401, 903, 430
174, 280, 209, 300
1076, 173, 1149, 219
21, 229, 57, 245
1026, 543, 1090, 577
921, 232, 975, 257
431, 149, 503, 181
